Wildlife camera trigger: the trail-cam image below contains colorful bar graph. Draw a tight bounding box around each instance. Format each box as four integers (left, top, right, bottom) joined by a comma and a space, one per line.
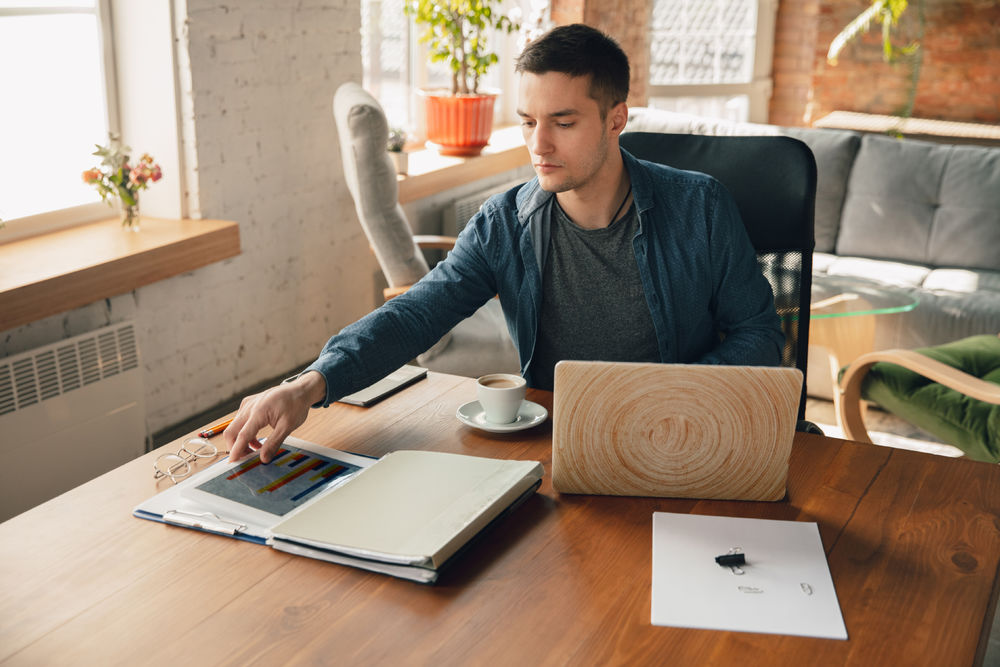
257, 459, 326, 493
290, 465, 347, 502
287, 453, 309, 468
227, 448, 289, 480
196, 444, 359, 516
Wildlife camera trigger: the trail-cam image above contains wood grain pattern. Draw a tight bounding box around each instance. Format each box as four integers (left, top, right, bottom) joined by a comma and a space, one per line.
0, 217, 240, 330
551, 362, 803, 500
1, 372, 998, 666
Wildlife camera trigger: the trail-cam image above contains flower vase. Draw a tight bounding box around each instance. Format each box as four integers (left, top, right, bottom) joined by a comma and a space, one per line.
118, 198, 141, 232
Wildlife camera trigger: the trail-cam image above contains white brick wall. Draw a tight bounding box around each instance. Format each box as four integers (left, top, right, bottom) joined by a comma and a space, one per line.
145, 1, 375, 431
1, 2, 377, 436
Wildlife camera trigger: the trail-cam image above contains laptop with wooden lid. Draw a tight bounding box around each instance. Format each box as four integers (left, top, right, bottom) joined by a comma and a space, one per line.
551, 361, 803, 501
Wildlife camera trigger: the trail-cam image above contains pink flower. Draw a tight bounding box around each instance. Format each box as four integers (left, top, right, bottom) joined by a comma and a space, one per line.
83, 138, 163, 203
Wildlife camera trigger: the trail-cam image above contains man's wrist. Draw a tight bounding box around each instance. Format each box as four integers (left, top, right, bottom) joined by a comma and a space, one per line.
285, 370, 328, 406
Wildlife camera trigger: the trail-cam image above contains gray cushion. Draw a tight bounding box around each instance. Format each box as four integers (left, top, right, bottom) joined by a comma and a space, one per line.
927, 144, 1000, 270
812, 251, 837, 273
924, 267, 1000, 293
836, 134, 950, 264
812, 254, 1000, 350
333, 82, 429, 287
899, 285, 1000, 349
625, 107, 779, 137
781, 127, 861, 253
332, 82, 521, 379
417, 298, 520, 376
820, 255, 932, 287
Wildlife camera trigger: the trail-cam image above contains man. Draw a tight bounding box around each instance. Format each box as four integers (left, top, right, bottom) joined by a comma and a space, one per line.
224, 24, 783, 463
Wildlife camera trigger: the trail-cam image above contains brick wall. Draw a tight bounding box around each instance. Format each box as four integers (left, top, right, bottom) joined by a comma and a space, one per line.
2, 2, 375, 436
584, 0, 652, 105
769, 0, 819, 126
144, 1, 373, 431
550, 0, 652, 106
772, 0, 1000, 126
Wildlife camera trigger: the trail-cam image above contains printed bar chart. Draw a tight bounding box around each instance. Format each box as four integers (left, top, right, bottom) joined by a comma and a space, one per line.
197, 445, 359, 516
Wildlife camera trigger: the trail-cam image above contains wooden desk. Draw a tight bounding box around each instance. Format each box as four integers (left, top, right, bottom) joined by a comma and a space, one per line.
2, 372, 998, 665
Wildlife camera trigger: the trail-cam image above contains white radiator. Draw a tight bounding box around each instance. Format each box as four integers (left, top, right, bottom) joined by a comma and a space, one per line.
444, 179, 526, 235
0, 321, 147, 521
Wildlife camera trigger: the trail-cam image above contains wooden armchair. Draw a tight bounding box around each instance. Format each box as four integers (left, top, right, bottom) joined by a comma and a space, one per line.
382, 235, 458, 300
838, 334, 1000, 462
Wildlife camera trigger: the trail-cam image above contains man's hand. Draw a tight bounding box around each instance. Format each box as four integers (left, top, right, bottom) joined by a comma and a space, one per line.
223, 371, 327, 463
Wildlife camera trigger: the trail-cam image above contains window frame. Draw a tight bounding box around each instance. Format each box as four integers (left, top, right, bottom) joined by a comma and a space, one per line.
0, 0, 120, 243
646, 0, 777, 123
361, 0, 526, 141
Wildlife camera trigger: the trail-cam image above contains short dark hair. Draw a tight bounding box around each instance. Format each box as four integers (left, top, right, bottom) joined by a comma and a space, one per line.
515, 24, 630, 117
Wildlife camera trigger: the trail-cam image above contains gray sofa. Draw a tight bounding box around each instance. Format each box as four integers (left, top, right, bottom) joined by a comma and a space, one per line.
624, 107, 1000, 360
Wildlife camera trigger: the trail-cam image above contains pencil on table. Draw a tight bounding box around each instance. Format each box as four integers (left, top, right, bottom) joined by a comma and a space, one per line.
198, 417, 234, 438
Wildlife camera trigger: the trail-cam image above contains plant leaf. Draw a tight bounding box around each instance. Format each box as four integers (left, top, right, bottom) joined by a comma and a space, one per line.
827, 0, 886, 65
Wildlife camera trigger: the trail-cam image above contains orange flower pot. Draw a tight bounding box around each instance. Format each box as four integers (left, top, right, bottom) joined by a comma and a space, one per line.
420, 89, 497, 156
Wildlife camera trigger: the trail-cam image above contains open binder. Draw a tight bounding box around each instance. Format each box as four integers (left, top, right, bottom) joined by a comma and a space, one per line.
134, 437, 544, 583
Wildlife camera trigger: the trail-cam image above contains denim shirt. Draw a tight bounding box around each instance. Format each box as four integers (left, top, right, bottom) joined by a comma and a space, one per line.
306, 148, 784, 406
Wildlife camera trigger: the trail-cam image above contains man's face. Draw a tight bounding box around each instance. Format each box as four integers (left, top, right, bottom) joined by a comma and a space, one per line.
517, 71, 618, 194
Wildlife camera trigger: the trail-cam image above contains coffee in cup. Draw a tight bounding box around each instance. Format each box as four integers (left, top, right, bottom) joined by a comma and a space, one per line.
480, 378, 519, 389
476, 373, 527, 424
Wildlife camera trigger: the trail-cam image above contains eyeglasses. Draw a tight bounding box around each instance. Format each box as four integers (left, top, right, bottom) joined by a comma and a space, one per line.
153, 437, 228, 483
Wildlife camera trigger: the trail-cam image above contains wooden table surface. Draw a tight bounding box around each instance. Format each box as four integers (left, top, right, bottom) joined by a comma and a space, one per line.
2, 371, 998, 666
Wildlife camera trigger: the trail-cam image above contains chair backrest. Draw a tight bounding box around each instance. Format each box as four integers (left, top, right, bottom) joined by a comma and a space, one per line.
619, 132, 817, 419
333, 82, 429, 288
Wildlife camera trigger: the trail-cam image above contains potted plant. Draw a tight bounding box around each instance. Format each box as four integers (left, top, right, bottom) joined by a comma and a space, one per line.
387, 126, 409, 175
404, 0, 520, 156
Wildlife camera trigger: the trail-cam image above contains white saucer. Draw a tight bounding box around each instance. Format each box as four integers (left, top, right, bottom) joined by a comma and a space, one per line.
456, 400, 548, 433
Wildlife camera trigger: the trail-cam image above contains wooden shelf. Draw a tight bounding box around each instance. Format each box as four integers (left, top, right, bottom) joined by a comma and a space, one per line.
0, 217, 240, 331
814, 111, 1000, 146
0, 127, 528, 330
397, 126, 531, 203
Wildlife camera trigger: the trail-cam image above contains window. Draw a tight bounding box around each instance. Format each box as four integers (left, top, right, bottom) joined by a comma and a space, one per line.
361, 0, 526, 140
360, 0, 413, 130
648, 0, 776, 122
0, 0, 116, 234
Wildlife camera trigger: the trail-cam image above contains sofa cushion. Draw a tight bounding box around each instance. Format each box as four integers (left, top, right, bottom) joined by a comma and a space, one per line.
902, 283, 1000, 349
859, 334, 1000, 463
836, 134, 950, 264
625, 107, 779, 137
923, 267, 1000, 293
927, 144, 1000, 271
813, 253, 1000, 349
818, 254, 932, 287
812, 252, 837, 273
781, 128, 861, 254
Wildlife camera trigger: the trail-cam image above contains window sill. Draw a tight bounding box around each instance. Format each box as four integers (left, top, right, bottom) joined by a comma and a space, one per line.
397, 126, 530, 203
0, 217, 240, 331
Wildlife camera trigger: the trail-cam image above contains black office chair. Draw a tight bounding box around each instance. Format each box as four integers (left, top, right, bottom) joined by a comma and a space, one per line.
620, 132, 818, 425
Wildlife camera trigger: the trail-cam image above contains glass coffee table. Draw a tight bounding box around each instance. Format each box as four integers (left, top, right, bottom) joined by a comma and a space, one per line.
806, 274, 920, 428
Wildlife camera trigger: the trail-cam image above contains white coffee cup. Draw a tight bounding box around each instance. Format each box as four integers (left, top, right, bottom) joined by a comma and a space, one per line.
476, 373, 527, 424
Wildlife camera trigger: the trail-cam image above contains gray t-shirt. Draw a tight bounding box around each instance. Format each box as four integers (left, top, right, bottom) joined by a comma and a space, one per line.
532, 201, 660, 391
